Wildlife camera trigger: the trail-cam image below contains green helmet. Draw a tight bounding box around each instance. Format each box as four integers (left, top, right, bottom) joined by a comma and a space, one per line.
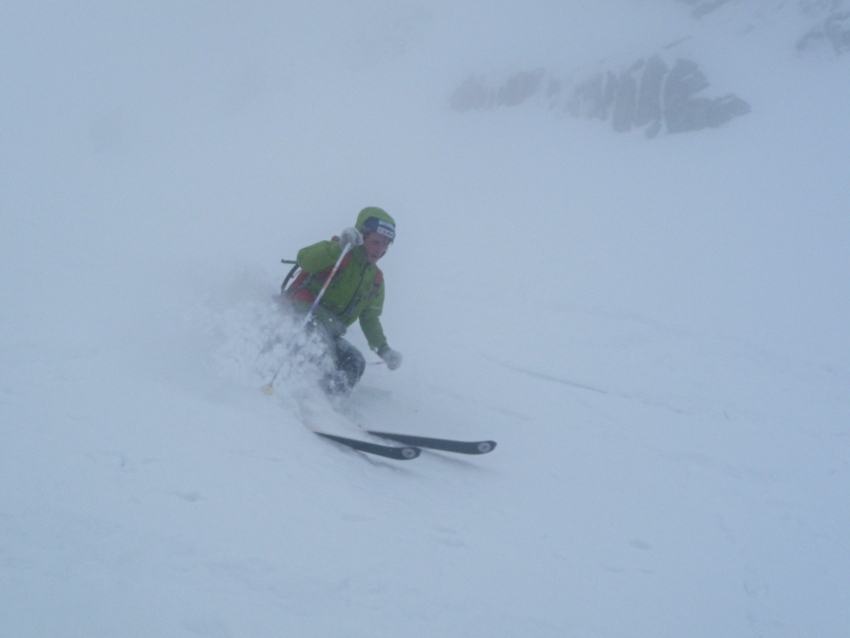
356, 207, 396, 241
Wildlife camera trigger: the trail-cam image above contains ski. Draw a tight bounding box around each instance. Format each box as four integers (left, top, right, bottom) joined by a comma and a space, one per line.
315, 432, 421, 460
366, 431, 497, 455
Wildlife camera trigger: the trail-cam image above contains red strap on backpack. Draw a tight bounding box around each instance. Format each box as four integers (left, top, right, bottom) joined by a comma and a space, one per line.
287, 270, 314, 302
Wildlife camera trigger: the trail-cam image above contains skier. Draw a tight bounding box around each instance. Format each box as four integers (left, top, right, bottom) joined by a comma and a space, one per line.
284, 207, 403, 396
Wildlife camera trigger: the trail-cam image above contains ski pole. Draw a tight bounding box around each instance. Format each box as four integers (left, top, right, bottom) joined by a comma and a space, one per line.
261, 243, 353, 395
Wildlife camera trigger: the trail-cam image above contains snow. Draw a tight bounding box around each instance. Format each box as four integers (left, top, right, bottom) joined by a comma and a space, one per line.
2, 2, 849, 637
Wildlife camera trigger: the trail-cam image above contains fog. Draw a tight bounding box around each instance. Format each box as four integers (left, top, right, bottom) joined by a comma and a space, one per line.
2, 2, 849, 636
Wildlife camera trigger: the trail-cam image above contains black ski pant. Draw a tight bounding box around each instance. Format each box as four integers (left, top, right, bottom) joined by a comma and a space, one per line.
282, 299, 366, 396
322, 336, 366, 396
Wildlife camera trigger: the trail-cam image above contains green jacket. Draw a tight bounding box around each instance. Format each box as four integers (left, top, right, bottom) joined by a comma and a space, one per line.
295, 240, 387, 352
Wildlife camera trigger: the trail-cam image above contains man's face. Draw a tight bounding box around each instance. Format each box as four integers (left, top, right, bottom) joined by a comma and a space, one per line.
363, 232, 391, 264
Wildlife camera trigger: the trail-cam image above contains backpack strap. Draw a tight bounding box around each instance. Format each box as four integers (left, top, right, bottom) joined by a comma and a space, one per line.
279, 261, 301, 298
285, 269, 315, 302
369, 267, 384, 299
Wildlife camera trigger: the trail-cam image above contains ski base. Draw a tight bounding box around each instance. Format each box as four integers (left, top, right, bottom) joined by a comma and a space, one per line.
315, 432, 420, 460
366, 431, 497, 455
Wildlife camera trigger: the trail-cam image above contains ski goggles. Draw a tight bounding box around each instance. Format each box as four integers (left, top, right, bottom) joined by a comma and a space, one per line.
361, 216, 396, 241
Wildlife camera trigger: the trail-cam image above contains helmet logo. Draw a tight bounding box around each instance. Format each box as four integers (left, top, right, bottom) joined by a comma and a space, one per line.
362, 216, 395, 241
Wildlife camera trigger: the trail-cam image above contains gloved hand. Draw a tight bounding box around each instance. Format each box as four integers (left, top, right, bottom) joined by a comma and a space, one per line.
339, 227, 364, 249
378, 345, 403, 371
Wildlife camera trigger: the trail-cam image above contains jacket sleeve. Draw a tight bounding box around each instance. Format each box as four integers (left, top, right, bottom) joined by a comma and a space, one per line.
359, 281, 388, 352
296, 240, 342, 274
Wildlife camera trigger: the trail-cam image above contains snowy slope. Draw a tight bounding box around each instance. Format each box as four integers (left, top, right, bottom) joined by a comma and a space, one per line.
2, 3, 849, 637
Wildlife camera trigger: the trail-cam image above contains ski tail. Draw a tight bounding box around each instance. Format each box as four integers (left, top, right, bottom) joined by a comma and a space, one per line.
366, 431, 496, 455
315, 432, 420, 460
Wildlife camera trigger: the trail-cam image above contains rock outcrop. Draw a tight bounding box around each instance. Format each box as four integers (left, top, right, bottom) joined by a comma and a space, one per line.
798, 9, 850, 54
449, 1, 848, 138
450, 56, 750, 139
